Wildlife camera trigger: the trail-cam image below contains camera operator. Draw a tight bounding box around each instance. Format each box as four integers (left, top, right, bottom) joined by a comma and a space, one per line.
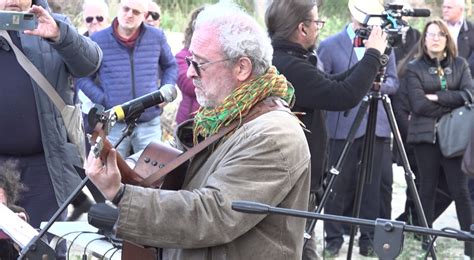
265, 0, 387, 258
317, 0, 399, 256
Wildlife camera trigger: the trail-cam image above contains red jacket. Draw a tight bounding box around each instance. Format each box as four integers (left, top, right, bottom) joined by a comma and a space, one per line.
175, 48, 200, 124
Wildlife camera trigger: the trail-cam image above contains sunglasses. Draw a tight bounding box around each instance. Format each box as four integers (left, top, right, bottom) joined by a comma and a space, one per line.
185, 56, 232, 77
85, 16, 104, 23
147, 11, 160, 21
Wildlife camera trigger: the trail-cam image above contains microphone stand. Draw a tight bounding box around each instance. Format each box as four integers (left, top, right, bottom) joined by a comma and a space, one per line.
19, 110, 139, 260
232, 201, 474, 260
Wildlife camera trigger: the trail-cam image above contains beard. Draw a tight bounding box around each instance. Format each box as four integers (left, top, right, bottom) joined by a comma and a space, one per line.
194, 80, 218, 108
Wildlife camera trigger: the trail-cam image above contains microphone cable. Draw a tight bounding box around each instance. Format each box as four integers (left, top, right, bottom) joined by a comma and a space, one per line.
54, 231, 95, 252
101, 246, 116, 260
82, 237, 107, 260
422, 234, 439, 260
327, 38, 357, 174
108, 247, 121, 259
67, 231, 95, 260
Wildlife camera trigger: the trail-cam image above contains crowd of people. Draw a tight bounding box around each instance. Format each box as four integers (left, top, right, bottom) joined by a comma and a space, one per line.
0, 0, 473, 259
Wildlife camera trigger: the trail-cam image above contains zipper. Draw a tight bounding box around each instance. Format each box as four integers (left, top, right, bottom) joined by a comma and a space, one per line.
130, 49, 136, 98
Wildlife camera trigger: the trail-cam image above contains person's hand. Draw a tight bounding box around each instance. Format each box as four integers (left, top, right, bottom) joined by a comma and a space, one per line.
24, 5, 60, 42
364, 26, 388, 55
85, 149, 122, 201
425, 94, 439, 102
16, 212, 27, 221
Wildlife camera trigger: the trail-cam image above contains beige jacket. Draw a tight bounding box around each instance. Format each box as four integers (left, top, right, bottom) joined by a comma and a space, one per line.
116, 108, 311, 259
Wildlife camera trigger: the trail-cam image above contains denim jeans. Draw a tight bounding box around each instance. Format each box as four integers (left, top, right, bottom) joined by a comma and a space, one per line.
108, 116, 162, 157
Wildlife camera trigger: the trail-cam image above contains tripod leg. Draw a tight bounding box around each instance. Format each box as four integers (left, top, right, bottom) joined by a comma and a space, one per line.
382, 95, 437, 259
347, 92, 380, 260
303, 96, 371, 248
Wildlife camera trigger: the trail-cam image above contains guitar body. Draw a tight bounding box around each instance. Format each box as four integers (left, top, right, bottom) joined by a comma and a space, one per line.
134, 142, 187, 189
123, 142, 188, 260
122, 241, 157, 260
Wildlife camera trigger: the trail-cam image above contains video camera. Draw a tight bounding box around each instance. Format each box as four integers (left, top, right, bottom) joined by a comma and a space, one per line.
354, 4, 430, 48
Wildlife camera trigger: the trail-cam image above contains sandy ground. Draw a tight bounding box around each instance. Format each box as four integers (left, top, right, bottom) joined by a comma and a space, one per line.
312, 164, 463, 259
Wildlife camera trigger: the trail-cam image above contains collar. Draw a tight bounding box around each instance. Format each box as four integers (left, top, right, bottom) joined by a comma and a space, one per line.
346, 23, 357, 40
447, 17, 464, 27
272, 39, 311, 59
422, 53, 450, 67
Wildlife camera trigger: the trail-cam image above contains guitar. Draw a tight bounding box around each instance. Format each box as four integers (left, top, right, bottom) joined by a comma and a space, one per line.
89, 121, 187, 189
89, 121, 188, 260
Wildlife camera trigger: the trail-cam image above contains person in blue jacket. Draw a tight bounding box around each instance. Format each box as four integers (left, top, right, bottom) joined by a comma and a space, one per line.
76, 0, 178, 157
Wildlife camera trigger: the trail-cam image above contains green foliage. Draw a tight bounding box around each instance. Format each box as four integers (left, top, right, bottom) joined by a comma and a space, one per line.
317, 0, 351, 42
317, 15, 350, 43
157, 0, 255, 32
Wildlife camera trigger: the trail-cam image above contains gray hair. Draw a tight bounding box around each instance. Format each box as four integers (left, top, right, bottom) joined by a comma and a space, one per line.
194, 1, 273, 76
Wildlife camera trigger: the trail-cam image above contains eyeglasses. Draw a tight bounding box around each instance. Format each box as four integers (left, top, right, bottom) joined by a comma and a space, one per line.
305, 19, 325, 30
147, 11, 160, 21
121, 5, 144, 16
185, 56, 232, 77
85, 16, 104, 23
426, 32, 447, 39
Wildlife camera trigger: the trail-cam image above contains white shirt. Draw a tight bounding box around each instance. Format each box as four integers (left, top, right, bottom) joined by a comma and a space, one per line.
347, 23, 365, 61
446, 17, 463, 45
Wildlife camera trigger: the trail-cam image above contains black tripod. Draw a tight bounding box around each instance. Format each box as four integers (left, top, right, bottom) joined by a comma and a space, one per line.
303, 55, 436, 259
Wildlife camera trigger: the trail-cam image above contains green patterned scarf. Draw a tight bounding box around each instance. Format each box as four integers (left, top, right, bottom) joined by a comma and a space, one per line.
193, 66, 294, 143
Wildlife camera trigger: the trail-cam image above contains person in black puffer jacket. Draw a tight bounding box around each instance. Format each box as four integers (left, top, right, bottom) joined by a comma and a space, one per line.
405, 18, 474, 258
265, 1, 389, 258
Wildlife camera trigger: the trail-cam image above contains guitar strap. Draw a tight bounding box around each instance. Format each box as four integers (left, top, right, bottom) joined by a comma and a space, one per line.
140, 97, 291, 187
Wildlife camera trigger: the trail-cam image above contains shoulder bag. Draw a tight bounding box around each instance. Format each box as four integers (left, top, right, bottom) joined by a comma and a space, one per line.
437, 89, 474, 158
0, 30, 86, 162
462, 124, 474, 176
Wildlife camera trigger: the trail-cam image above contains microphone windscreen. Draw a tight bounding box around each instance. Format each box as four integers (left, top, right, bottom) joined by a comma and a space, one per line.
412, 8, 431, 17
160, 84, 178, 102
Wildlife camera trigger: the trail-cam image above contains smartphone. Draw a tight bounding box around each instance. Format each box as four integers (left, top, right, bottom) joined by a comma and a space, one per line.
0, 10, 38, 31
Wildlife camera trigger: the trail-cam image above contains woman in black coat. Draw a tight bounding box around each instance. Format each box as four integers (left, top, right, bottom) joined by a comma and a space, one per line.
405, 18, 474, 257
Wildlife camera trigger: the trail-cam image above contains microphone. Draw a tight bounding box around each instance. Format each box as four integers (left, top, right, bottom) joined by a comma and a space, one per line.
110, 84, 177, 121
88, 203, 118, 237
401, 8, 431, 17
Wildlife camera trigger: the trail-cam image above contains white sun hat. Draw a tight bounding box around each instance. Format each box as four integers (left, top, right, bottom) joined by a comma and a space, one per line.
348, 0, 385, 25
